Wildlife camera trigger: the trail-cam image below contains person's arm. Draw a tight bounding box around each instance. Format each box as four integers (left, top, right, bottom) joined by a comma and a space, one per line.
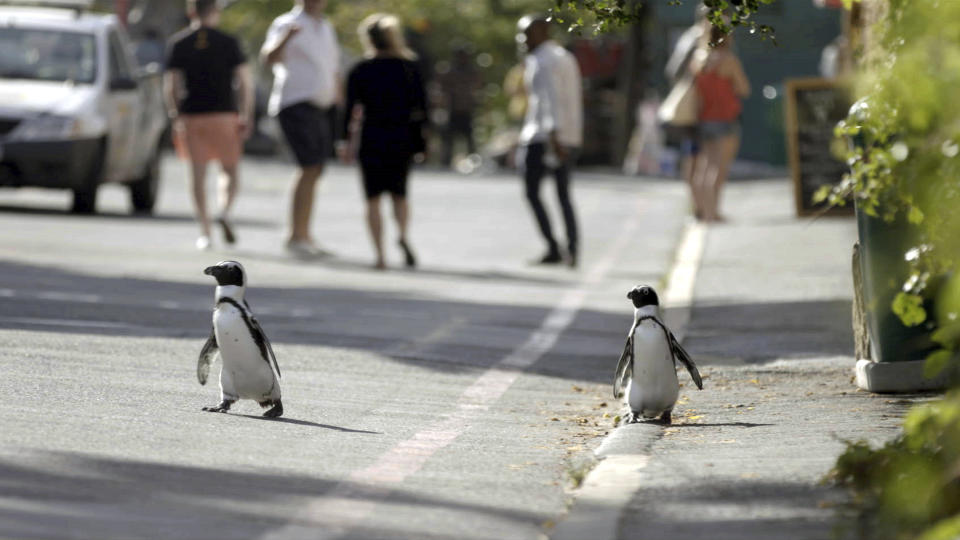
336, 68, 359, 164
234, 63, 254, 139
727, 54, 751, 98
162, 69, 183, 121
260, 22, 300, 66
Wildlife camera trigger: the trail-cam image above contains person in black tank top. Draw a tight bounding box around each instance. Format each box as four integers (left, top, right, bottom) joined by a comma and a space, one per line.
164, 0, 253, 250
338, 13, 427, 270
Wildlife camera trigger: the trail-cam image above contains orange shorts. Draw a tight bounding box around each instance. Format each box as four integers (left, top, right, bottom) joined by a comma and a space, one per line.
173, 112, 242, 166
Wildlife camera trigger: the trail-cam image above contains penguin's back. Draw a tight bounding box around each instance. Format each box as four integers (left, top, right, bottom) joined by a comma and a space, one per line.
213, 304, 280, 401
628, 321, 679, 417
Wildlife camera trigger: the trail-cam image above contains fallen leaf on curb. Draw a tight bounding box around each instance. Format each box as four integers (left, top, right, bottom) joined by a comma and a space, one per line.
602, 412, 610, 418
719, 439, 738, 444
740, 473, 759, 479
550, 418, 560, 421
571, 385, 584, 392
687, 415, 704, 421
748, 379, 760, 385
542, 520, 555, 530
566, 445, 582, 452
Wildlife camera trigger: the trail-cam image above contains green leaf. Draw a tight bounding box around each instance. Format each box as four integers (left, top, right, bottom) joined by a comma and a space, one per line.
893, 292, 927, 327
932, 323, 960, 349
918, 514, 960, 540
924, 349, 953, 379
812, 185, 833, 204
908, 205, 925, 225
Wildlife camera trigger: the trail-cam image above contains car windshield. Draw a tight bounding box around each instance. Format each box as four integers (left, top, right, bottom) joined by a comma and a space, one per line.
0, 26, 96, 84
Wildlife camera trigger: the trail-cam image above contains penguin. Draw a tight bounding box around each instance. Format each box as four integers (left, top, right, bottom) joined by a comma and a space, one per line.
198, 260, 283, 418
613, 285, 702, 424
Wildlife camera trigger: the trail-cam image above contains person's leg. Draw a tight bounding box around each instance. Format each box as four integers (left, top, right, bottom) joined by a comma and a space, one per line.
365, 195, 385, 269
696, 137, 724, 222
523, 143, 560, 261
713, 128, 741, 220
553, 158, 579, 264
216, 162, 240, 245
278, 104, 327, 248
189, 157, 212, 247
289, 163, 323, 243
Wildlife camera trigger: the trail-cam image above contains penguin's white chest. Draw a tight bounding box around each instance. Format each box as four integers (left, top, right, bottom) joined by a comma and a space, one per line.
627, 322, 679, 417
213, 305, 277, 400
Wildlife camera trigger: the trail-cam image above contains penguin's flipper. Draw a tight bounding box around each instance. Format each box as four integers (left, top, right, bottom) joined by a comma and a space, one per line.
197, 328, 219, 385
249, 315, 282, 379
613, 334, 633, 399
668, 330, 703, 390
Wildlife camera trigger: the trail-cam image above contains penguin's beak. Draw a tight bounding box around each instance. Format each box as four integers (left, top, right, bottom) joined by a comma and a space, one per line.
204, 266, 218, 276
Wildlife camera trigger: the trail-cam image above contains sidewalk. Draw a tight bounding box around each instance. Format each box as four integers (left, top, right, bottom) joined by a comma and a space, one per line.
553, 179, 925, 540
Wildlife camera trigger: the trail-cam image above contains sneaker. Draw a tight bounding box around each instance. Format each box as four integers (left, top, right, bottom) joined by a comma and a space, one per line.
286, 240, 333, 259
196, 236, 212, 251
567, 250, 578, 268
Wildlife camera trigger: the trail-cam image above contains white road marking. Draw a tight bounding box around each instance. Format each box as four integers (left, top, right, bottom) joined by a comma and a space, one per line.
35, 291, 103, 303
0, 316, 142, 330
262, 198, 650, 539
550, 220, 708, 540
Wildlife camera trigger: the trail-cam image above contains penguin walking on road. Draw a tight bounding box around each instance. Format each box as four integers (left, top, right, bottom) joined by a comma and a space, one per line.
198, 261, 283, 418
614, 285, 702, 424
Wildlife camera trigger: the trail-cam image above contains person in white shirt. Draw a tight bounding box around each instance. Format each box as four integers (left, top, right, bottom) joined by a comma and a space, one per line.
517, 14, 583, 267
261, 0, 341, 257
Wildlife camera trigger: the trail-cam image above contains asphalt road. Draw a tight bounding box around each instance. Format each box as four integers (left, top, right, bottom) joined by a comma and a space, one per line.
0, 154, 690, 540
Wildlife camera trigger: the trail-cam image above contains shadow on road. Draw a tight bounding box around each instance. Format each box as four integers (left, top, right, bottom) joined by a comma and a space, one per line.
686, 299, 854, 364
0, 450, 549, 539
0, 204, 276, 227
236, 414, 381, 433
0, 260, 854, 386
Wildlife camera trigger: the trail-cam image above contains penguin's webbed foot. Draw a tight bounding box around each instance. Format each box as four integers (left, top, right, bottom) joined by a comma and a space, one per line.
625, 411, 641, 424
659, 410, 672, 425
202, 399, 235, 413
262, 400, 283, 418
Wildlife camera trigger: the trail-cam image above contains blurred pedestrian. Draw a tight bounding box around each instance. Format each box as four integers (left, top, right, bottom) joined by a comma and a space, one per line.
663, 6, 706, 213
516, 14, 583, 267
338, 14, 427, 271
690, 24, 750, 222
261, 0, 341, 257
164, 0, 253, 251
439, 46, 481, 167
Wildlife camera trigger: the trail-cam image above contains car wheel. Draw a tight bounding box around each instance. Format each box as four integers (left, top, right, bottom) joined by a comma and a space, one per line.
70, 139, 105, 215
130, 147, 160, 214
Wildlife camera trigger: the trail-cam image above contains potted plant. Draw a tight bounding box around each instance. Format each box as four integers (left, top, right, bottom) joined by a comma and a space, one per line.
816, 0, 960, 391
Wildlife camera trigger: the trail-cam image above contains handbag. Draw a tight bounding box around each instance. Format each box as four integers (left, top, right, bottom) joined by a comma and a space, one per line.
657, 74, 699, 127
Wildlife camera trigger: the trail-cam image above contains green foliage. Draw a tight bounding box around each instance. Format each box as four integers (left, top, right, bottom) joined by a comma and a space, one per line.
829, 394, 960, 539
823, 1, 960, 369
549, 0, 777, 41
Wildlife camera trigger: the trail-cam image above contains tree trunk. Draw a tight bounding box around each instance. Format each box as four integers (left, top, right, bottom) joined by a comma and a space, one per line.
611, 1, 650, 166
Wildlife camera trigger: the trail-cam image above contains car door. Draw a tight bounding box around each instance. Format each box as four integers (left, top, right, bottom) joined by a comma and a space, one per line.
102, 28, 138, 182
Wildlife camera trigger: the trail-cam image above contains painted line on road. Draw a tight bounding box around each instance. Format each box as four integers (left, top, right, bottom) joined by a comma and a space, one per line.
550, 220, 708, 540
0, 316, 144, 330
261, 198, 650, 540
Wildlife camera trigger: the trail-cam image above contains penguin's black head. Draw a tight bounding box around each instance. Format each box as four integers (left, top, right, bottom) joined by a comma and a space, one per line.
627, 285, 659, 308
204, 260, 245, 287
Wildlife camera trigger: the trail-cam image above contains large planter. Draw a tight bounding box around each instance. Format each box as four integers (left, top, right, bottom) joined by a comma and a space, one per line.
854, 203, 946, 391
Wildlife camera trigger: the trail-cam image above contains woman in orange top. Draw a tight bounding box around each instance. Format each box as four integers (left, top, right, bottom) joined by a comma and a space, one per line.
689, 25, 750, 222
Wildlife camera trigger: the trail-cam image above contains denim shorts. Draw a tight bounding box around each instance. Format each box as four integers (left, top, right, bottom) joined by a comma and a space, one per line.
699, 121, 739, 140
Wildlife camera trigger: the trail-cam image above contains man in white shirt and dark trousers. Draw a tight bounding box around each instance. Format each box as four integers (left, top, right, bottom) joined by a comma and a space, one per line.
517, 14, 583, 267
261, 0, 341, 257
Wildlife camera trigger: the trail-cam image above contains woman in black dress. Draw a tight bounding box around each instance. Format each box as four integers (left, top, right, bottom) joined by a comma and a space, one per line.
338, 13, 427, 270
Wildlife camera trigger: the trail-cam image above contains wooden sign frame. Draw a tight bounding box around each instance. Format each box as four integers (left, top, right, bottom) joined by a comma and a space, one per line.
784, 77, 854, 217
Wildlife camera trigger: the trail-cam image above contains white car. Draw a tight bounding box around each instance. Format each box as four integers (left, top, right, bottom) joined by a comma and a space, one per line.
0, 0, 166, 213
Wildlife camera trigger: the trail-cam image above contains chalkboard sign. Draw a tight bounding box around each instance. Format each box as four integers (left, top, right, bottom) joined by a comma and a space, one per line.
784, 78, 853, 217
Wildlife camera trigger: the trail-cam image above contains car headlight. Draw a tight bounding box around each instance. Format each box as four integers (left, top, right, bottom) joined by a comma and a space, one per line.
8, 114, 84, 142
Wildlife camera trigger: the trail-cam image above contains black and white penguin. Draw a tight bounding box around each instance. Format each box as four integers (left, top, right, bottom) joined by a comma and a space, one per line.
198, 260, 283, 418
613, 285, 702, 424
